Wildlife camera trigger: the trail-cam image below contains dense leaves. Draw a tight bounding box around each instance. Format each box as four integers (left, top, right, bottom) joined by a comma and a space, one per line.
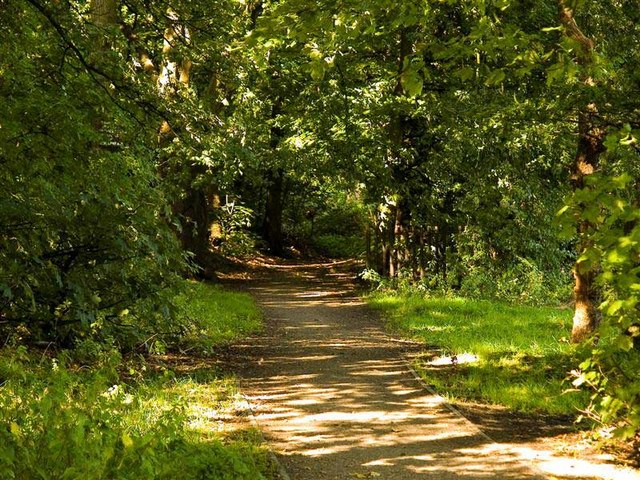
0, 1, 187, 346
2, 0, 640, 455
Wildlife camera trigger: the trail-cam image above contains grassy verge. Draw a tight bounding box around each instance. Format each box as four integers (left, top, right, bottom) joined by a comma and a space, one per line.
0, 283, 273, 480
174, 281, 262, 354
368, 292, 589, 415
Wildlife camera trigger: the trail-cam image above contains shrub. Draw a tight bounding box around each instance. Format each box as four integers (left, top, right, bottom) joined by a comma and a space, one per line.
563, 173, 640, 450
459, 257, 570, 306
313, 234, 366, 259
0, 347, 270, 480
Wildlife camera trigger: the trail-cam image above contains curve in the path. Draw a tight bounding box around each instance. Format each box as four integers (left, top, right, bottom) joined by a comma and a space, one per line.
230, 263, 546, 480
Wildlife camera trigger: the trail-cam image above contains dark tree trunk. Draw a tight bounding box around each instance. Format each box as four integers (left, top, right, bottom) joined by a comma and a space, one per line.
175, 185, 214, 278
365, 226, 374, 269
384, 28, 413, 279
264, 168, 285, 256
261, 94, 286, 257
418, 230, 426, 279
387, 203, 398, 277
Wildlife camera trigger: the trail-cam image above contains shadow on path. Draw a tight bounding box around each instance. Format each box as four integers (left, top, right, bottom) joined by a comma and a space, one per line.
229, 264, 639, 480
226, 261, 551, 479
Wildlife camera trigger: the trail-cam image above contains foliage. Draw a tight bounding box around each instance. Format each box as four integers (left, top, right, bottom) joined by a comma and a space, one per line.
0, 347, 272, 480
215, 203, 259, 258
173, 282, 262, 354
3, 0, 640, 452
561, 170, 640, 442
313, 234, 365, 259
458, 257, 571, 306
0, 0, 189, 345
368, 292, 587, 414
273, 188, 369, 258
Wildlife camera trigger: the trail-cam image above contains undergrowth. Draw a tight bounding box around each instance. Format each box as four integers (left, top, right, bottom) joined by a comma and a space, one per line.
368, 292, 589, 415
173, 281, 262, 354
0, 283, 272, 480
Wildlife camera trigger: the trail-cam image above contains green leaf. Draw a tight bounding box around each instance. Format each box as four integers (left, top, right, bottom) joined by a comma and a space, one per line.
456, 66, 475, 81
310, 61, 325, 81
484, 69, 505, 86
121, 433, 134, 449
400, 67, 423, 97
0, 284, 11, 300
605, 300, 624, 316
613, 334, 634, 351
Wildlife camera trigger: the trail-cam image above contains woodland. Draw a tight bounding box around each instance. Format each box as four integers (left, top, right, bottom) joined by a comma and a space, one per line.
1, 0, 640, 477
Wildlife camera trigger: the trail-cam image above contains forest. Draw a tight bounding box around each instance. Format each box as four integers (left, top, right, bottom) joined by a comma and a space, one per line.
1, 0, 640, 478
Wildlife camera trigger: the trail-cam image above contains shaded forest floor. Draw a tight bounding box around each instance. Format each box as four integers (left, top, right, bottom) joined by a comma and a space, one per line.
219, 256, 640, 480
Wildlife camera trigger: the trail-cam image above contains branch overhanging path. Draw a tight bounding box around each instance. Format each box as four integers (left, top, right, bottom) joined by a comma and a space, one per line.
226, 261, 547, 480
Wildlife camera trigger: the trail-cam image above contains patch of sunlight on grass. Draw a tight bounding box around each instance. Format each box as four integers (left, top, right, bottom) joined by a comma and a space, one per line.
0, 349, 275, 479
368, 291, 589, 415
175, 282, 262, 352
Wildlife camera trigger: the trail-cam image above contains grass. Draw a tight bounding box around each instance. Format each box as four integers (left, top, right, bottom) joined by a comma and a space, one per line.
174, 281, 262, 353
368, 292, 589, 415
0, 283, 274, 479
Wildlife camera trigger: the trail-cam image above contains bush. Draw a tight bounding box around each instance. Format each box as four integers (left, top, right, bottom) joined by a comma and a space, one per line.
563, 173, 640, 450
0, 347, 271, 480
0, 5, 186, 347
313, 234, 366, 259
459, 257, 571, 306
215, 203, 258, 258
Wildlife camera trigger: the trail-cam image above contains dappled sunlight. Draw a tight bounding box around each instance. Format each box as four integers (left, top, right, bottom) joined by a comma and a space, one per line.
284, 323, 332, 330
508, 445, 640, 480
295, 291, 336, 298
428, 353, 480, 366
228, 264, 555, 479
227, 262, 638, 479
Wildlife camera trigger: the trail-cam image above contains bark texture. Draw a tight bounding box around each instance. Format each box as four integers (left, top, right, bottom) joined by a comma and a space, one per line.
559, 1, 604, 343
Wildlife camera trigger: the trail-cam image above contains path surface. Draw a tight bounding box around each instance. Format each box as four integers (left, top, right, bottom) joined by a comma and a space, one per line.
228, 261, 549, 480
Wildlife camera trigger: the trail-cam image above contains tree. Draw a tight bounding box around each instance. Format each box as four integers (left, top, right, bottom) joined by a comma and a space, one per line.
0, 0, 186, 346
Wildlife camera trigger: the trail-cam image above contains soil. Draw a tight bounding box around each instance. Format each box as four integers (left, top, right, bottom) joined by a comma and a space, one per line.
221, 258, 640, 480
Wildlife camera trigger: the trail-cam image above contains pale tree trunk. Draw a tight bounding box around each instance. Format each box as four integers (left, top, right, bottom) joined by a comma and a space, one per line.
88, 0, 117, 133
559, 1, 605, 342
570, 109, 604, 342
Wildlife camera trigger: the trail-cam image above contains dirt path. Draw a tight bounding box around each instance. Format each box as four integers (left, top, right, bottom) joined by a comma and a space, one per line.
227, 261, 553, 479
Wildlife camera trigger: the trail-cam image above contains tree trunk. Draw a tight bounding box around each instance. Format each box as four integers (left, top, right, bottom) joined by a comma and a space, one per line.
264, 168, 285, 256
90, 0, 117, 28
156, 13, 215, 278
418, 229, 426, 279
374, 223, 384, 274
365, 225, 373, 269
175, 187, 212, 277
559, 1, 605, 342
570, 111, 604, 342
385, 28, 413, 278
387, 203, 398, 277
572, 266, 598, 343
261, 94, 286, 256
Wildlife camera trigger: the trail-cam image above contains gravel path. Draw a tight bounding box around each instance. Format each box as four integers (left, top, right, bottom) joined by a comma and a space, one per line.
228, 261, 546, 479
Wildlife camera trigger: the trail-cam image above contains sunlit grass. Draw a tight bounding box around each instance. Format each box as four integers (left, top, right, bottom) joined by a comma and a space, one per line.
368, 293, 589, 414
0, 283, 274, 479
175, 282, 262, 352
